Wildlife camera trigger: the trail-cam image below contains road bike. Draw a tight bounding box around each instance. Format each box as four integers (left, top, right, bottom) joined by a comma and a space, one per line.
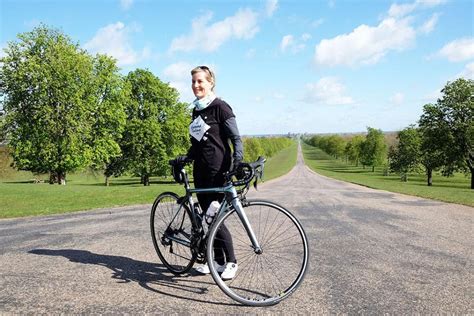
150, 157, 309, 306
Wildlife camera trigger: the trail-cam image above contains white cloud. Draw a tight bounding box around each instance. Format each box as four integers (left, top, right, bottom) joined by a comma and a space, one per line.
388, 0, 447, 18
438, 37, 474, 62
84, 22, 149, 66
419, 13, 439, 34
265, 0, 278, 17
281, 33, 311, 53
280, 35, 294, 52
390, 92, 405, 105
315, 0, 447, 67
314, 17, 416, 67
169, 8, 259, 53
458, 62, 474, 80
423, 89, 442, 103
162, 62, 195, 102
303, 77, 354, 105
120, 0, 134, 10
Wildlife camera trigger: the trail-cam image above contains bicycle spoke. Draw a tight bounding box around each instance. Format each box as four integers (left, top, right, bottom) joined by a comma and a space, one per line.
151, 193, 196, 275
208, 200, 308, 306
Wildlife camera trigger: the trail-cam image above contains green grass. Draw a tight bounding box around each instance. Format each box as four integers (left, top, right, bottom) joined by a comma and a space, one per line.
0, 142, 297, 218
263, 141, 297, 181
302, 142, 474, 207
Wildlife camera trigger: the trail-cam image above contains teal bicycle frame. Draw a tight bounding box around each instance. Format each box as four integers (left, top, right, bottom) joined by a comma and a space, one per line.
182, 169, 262, 254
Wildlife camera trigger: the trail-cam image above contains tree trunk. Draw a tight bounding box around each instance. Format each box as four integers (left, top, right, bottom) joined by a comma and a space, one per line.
372, 165, 375, 172
400, 172, 407, 182
105, 176, 110, 187
470, 166, 474, 189
49, 172, 56, 184
57, 171, 66, 185
426, 168, 433, 186
143, 174, 150, 186
467, 156, 473, 189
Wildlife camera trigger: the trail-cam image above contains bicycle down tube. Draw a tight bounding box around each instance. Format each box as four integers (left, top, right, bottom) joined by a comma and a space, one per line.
189, 185, 262, 253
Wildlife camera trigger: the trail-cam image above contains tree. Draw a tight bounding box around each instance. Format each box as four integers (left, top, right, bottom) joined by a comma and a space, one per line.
0, 109, 6, 143
418, 104, 450, 186
345, 135, 364, 166
89, 54, 126, 186
0, 25, 95, 184
120, 69, 188, 186
360, 127, 387, 172
327, 135, 346, 159
243, 137, 264, 161
388, 125, 421, 181
438, 78, 474, 188
419, 78, 474, 188
0, 25, 127, 185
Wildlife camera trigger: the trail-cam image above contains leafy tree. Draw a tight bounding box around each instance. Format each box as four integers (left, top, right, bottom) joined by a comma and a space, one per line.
360, 127, 387, 172
0, 109, 6, 143
388, 125, 421, 181
418, 103, 450, 186
326, 135, 346, 159
419, 78, 473, 188
345, 135, 364, 166
120, 69, 188, 186
0, 25, 95, 184
89, 54, 127, 186
438, 78, 473, 188
0, 25, 127, 185
243, 137, 264, 161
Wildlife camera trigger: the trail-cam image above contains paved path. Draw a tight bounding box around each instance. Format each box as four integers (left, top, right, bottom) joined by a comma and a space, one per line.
1, 146, 472, 314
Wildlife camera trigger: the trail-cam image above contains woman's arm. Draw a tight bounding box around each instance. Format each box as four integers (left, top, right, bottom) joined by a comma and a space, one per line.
223, 117, 243, 162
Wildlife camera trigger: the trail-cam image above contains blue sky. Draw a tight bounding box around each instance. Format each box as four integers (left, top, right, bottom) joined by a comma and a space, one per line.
1, 0, 473, 135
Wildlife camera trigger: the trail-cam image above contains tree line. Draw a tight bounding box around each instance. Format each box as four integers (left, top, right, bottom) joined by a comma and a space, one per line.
0, 25, 190, 185
243, 137, 293, 162
303, 78, 473, 189
304, 127, 387, 173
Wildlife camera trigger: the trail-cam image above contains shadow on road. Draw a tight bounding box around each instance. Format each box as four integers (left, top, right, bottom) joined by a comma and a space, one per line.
29, 248, 239, 306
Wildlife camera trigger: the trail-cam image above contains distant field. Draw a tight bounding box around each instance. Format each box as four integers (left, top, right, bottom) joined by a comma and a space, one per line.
0, 142, 297, 218
302, 143, 473, 207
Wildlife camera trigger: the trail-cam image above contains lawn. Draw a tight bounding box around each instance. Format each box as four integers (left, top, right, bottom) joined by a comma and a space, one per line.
0, 142, 297, 218
302, 142, 473, 207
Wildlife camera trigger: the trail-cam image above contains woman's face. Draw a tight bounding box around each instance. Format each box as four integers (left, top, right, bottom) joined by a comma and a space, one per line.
192, 71, 213, 99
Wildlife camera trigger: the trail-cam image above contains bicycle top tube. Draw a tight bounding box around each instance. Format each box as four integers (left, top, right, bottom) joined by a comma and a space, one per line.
188, 183, 234, 195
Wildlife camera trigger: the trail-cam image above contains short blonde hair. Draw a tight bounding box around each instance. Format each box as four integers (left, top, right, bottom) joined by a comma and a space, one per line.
191, 66, 215, 91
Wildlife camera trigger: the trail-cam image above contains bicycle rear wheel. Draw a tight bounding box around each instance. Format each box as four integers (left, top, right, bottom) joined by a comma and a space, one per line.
150, 192, 196, 274
207, 200, 309, 306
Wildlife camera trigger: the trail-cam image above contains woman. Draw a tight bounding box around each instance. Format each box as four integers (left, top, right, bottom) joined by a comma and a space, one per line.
179, 65, 243, 280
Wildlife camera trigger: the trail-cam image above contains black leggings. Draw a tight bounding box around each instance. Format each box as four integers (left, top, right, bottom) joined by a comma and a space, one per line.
197, 192, 236, 265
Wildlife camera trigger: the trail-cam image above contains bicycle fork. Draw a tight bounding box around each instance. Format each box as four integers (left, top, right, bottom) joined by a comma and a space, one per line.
225, 187, 262, 254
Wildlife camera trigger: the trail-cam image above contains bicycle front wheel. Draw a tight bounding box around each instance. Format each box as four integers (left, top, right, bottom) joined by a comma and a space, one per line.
207, 200, 309, 306
150, 192, 196, 274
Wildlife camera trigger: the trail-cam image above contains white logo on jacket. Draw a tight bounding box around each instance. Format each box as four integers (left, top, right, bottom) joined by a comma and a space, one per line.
189, 116, 210, 141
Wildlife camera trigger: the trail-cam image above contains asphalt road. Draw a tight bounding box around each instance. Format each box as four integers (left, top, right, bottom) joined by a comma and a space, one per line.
1, 146, 472, 314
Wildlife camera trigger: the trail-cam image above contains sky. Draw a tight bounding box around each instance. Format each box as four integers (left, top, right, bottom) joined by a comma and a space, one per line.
1, 0, 473, 135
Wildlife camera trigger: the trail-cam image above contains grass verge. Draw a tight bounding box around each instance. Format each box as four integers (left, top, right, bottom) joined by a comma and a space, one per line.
0, 142, 297, 218
262, 141, 297, 181
302, 142, 473, 207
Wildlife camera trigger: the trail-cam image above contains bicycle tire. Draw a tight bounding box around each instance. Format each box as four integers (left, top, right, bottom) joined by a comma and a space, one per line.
150, 192, 197, 274
207, 200, 309, 306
